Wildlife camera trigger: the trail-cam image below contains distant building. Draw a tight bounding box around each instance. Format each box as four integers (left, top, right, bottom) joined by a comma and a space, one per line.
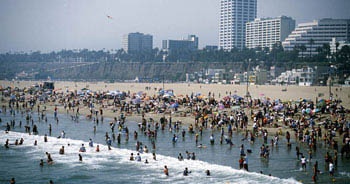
206, 69, 225, 83
219, 0, 257, 50
162, 35, 198, 52
330, 37, 350, 54
254, 68, 268, 85
204, 45, 218, 51
274, 66, 315, 86
344, 76, 350, 86
123, 32, 153, 53
282, 19, 350, 56
246, 16, 295, 49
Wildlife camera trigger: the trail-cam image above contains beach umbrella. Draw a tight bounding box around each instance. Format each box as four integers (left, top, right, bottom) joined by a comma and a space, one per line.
158, 90, 165, 96
223, 96, 231, 101
163, 93, 173, 98
273, 104, 283, 111
170, 102, 179, 108
132, 97, 141, 105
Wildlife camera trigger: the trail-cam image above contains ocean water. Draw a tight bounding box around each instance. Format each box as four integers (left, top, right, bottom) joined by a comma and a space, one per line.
0, 110, 349, 184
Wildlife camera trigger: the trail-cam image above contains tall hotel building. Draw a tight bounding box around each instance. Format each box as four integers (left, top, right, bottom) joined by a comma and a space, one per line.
282, 18, 350, 55
245, 16, 295, 49
123, 32, 153, 53
219, 0, 257, 50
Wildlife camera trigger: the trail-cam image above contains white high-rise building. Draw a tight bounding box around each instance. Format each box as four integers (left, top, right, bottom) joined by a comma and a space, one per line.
123, 32, 153, 53
282, 19, 350, 56
246, 16, 295, 49
219, 0, 257, 50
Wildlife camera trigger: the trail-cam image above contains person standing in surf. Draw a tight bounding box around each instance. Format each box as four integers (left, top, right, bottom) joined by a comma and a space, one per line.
164, 165, 169, 176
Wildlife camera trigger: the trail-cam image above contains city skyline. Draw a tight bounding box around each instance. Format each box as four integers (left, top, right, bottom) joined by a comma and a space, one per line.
0, 0, 349, 53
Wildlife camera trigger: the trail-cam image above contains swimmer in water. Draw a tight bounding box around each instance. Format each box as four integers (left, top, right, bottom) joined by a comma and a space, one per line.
191, 152, 196, 160
130, 153, 134, 161
19, 138, 24, 145
183, 167, 191, 176
89, 138, 93, 147
4, 139, 9, 148
40, 159, 44, 167
164, 165, 169, 176
61, 131, 65, 138
79, 144, 86, 152
46, 152, 53, 164
79, 154, 82, 162
206, 170, 210, 176
136, 153, 141, 162
59, 146, 64, 154
96, 145, 100, 152
178, 153, 184, 161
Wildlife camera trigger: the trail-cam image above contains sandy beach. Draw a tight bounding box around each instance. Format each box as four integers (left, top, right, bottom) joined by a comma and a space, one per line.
3, 80, 350, 108
2, 80, 349, 132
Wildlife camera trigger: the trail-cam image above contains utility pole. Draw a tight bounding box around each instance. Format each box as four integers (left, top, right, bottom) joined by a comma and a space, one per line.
245, 59, 251, 105
328, 75, 332, 100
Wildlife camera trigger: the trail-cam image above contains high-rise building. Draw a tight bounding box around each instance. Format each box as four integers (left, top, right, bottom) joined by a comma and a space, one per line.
246, 16, 295, 49
282, 18, 350, 56
219, 0, 257, 50
122, 32, 153, 53
162, 35, 199, 51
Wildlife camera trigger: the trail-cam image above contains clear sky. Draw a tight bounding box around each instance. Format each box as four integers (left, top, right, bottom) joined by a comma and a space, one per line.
0, 0, 349, 53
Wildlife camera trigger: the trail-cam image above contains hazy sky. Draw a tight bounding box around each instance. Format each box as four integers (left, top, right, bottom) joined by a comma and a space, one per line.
0, 0, 349, 53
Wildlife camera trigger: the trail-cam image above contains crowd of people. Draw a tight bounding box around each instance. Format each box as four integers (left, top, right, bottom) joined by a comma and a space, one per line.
1, 84, 350, 183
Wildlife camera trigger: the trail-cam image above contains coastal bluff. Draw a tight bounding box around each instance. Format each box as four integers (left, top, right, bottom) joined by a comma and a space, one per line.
49, 61, 245, 81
